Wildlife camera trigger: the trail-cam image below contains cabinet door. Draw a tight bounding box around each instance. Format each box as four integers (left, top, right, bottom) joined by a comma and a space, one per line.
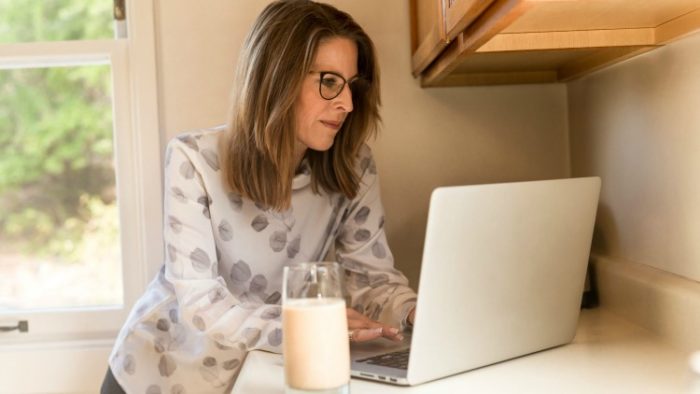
410, 0, 447, 76
411, 0, 497, 77
444, 0, 496, 41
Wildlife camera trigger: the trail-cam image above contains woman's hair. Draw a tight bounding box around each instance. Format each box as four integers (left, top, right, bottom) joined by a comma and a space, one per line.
220, 0, 381, 211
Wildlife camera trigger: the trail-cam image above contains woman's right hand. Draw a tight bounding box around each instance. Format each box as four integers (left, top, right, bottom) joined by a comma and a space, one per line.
346, 308, 404, 343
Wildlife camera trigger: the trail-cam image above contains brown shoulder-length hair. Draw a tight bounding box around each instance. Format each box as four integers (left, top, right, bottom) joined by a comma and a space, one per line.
220, 0, 381, 211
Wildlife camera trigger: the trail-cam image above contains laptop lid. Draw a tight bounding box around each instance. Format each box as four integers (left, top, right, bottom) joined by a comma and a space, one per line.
405, 177, 601, 385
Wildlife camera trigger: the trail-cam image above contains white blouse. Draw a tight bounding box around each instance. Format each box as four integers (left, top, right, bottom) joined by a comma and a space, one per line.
108, 126, 417, 393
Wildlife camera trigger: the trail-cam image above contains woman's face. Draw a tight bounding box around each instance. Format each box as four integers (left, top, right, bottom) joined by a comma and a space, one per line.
295, 36, 358, 155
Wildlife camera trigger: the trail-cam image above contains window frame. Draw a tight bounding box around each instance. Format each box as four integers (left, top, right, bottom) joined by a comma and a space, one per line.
0, 0, 162, 344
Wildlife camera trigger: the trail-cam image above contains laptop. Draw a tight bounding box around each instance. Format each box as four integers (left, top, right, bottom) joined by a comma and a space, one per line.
350, 177, 601, 386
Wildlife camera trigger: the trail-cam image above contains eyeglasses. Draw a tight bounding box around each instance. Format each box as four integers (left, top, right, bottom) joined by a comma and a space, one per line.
311, 70, 367, 100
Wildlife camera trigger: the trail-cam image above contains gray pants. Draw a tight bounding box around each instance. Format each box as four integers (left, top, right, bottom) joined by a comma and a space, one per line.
100, 368, 126, 394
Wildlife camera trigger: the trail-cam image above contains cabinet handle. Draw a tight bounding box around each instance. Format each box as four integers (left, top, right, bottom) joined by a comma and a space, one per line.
0, 320, 29, 333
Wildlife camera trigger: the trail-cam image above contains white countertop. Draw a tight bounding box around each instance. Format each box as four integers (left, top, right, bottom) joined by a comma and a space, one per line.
232, 308, 695, 394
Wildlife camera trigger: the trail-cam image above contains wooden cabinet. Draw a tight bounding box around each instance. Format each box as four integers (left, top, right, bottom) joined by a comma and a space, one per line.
410, 0, 700, 86
412, 0, 497, 76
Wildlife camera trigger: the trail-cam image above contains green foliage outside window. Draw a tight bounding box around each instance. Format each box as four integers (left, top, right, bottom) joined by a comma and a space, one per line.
0, 1, 119, 262
0, 0, 113, 43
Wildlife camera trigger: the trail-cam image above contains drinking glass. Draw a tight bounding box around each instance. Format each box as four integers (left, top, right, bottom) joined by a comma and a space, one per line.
282, 262, 350, 394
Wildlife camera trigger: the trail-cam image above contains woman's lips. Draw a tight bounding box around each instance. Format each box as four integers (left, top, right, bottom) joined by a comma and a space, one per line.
320, 120, 342, 129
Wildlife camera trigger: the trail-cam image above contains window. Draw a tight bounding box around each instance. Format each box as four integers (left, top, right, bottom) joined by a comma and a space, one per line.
0, 63, 124, 311
0, 0, 161, 346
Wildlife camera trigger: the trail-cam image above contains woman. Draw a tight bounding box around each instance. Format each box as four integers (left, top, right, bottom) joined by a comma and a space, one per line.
102, 1, 416, 393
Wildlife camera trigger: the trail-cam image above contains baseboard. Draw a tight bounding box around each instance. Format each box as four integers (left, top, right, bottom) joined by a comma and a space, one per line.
592, 253, 700, 351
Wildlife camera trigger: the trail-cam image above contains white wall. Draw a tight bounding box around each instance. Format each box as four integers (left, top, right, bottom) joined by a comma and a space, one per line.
153, 0, 570, 286
568, 31, 700, 283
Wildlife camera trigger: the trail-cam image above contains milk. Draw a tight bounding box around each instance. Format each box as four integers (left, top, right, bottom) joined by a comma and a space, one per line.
283, 298, 350, 391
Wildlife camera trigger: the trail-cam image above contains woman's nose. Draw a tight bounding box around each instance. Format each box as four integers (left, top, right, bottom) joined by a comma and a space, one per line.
334, 83, 354, 113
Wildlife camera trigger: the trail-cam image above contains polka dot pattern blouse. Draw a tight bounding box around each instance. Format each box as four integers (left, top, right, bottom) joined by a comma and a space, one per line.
108, 127, 417, 393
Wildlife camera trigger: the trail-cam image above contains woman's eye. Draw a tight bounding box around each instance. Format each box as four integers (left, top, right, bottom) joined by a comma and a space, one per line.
321, 77, 341, 88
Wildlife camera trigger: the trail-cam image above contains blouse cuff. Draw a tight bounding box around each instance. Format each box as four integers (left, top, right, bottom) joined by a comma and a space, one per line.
399, 301, 417, 332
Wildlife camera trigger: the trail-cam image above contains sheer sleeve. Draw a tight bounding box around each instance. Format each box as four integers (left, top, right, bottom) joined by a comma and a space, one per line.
335, 146, 417, 330
162, 137, 283, 353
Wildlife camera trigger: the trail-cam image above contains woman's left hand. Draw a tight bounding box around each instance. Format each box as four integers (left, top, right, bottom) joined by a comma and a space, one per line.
347, 308, 404, 343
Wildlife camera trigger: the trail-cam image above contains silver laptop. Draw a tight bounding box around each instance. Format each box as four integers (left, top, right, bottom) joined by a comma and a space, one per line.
350, 177, 601, 386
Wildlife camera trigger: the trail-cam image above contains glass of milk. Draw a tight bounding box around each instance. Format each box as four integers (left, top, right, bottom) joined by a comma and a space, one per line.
282, 262, 350, 394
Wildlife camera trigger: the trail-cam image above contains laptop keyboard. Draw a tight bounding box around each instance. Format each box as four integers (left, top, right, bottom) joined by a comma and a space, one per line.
356, 349, 410, 370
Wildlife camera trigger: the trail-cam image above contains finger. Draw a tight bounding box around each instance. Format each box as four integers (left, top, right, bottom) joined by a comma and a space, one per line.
350, 328, 404, 343
381, 326, 404, 342
352, 327, 384, 342
349, 324, 403, 342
